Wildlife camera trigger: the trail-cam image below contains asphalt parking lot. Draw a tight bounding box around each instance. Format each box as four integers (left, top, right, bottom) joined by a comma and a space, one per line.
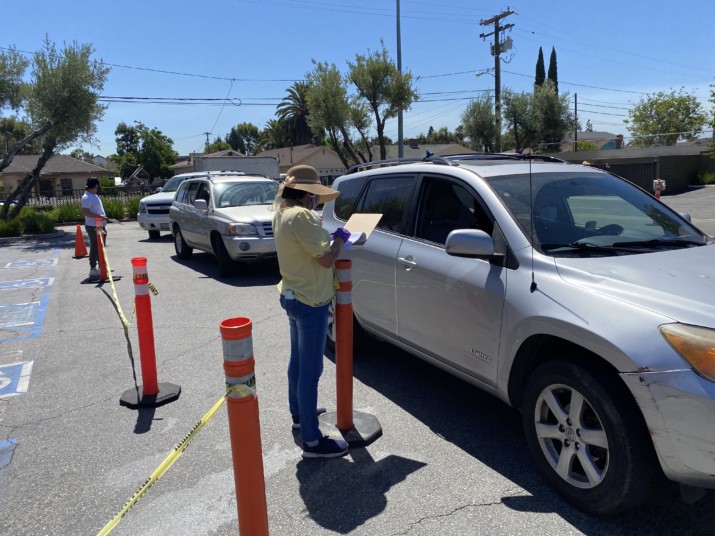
0, 187, 714, 536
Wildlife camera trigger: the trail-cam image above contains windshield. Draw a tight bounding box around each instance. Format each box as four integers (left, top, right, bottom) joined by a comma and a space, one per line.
489, 172, 709, 256
161, 176, 187, 193
214, 181, 278, 208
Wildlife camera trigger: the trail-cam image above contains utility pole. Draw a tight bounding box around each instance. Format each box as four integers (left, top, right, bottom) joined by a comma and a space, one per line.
203, 131, 211, 151
573, 93, 578, 152
480, 8, 515, 153
396, 0, 404, 158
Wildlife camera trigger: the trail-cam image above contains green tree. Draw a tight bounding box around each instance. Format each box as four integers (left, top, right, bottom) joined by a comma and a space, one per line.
69, 148, 94, 162
547, 47, 558, 94
110, 121, 176, 180
305, 61, 363, 167
460, 93, 497, 152
533, 80, 575, 152
259, 118, 289, 150
347, 42, 418, 160
226, 122, 260, 155
626, 88, 708, 147
535, 47, 545, 87
0, 117, 42, 155
502, 89, 537, 152
277, 81, 314, 146
205, 136, 231, 153
2, 38, 109, 220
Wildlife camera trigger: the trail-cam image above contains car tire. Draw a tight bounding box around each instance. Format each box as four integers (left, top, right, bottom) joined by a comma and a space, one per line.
522, 360, 657, 516
213, 235, 236, 277
174, 227, 193, 259
148, 230, 161, 240
326, 298, 367, 353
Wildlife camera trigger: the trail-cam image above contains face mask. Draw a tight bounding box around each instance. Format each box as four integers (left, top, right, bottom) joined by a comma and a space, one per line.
307, 194, 319, 210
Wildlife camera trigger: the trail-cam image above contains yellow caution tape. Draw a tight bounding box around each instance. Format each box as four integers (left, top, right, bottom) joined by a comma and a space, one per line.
98, 233, 132, 327
96, 393, 228, 536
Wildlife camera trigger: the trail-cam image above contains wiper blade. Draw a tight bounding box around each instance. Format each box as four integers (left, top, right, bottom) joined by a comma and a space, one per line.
540, 242, 635, 255
613, 238, 704, 248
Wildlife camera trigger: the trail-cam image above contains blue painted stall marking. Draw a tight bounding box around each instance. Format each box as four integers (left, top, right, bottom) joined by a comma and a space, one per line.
4, 259, 58, 269
0, 278, 54, 291
0, 361, 34, 398
0, 302, 39, 327
0, 438, 17, 468
0, 295, 49, 342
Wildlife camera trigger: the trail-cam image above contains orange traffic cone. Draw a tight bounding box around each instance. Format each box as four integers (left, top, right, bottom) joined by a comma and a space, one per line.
74, 224, 88, 258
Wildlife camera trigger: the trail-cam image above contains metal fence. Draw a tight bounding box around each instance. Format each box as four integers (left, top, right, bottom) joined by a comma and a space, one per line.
8, 187, 151, 206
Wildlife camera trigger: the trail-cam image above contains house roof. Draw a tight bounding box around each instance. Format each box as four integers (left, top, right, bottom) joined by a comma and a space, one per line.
2, 155, 113, 175
562, 131, 620, 142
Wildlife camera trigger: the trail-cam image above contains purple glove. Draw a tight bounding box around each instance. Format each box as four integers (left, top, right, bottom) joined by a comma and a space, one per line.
332, 227, 351, 244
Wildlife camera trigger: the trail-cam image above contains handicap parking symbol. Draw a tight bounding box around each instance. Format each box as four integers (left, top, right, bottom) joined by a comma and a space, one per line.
0, 361, 34, 398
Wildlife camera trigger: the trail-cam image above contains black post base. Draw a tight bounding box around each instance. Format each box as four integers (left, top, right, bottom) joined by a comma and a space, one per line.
320, 410, 382, 448
119, 382, 181, 409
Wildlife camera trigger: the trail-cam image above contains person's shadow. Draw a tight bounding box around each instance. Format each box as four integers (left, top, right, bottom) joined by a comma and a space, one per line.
296, 447, 426, 533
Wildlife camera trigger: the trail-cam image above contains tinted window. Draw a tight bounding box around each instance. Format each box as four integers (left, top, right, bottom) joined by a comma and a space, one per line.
175, 182, 191, 203
334, 176, 368, 221
359, 176, 416, 234
214, 181, 278, 207
183, 181, 201, 205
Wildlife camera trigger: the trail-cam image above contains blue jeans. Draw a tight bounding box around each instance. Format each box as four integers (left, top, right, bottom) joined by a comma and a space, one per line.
280, 294, 329, 444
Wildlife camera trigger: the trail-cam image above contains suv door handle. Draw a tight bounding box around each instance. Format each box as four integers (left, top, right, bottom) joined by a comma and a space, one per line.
398, 256, 417, 270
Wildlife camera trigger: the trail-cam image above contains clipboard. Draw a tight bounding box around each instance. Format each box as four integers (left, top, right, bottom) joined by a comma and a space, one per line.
344, 213, 382, 242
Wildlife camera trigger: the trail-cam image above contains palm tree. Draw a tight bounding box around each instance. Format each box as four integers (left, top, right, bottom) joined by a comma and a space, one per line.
276, 81, 314, 146
259, 118, 289, 150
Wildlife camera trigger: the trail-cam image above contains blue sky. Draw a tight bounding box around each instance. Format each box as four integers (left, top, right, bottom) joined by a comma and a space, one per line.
3, 0, 714, 157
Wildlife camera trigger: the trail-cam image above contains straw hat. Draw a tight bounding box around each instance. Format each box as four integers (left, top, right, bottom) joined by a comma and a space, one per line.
282, 165, 340, 204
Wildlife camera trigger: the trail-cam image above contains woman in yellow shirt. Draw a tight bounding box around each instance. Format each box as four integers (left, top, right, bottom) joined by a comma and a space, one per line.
273, 165, 351, 458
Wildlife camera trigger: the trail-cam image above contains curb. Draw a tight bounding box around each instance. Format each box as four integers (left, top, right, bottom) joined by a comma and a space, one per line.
0, 229, 67, 244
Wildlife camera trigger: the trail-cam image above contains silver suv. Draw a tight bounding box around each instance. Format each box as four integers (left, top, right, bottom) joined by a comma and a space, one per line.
169, 172, 278, 276
322, 154, 715, 515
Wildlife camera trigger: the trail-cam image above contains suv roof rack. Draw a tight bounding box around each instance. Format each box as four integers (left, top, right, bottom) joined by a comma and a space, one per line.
345, 152, 567, 174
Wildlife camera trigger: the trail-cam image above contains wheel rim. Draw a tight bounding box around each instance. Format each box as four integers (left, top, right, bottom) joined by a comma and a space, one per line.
533, 383, 610, 489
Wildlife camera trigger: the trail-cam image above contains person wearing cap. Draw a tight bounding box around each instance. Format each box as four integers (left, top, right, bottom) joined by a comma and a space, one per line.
272, 164, 352, 458
81, 177, 107, 280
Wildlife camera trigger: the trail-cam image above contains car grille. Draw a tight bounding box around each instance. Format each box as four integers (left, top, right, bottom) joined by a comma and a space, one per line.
261, 221, 274, 237
147, 204, 171, 215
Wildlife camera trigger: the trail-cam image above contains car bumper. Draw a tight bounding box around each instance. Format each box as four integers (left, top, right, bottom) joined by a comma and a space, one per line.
621, 369, 715, 489
137, 213, 171, 232
224, 235, 276, 262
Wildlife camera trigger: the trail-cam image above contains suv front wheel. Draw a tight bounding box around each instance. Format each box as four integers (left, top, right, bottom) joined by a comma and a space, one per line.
522, 360, 657, 515
173, 227, 193, 259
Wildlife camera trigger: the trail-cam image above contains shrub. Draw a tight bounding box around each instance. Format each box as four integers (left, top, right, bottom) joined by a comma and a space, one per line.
103, 198, 125, 220
21, 211, 56, 234
55, 201, 83, 223
0, 218, 23, 237
124, 196, 141, 219
696, 171, 715, 185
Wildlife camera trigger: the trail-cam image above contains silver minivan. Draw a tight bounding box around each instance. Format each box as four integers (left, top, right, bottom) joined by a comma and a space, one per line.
169, 172, 278, 276
322, 154, 715, 515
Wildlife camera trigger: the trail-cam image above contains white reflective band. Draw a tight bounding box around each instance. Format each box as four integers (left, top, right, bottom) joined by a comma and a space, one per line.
134, 285, 149, 295
222, 336, 253, 361
336, 291, 352, 304
132, 265, 147, 277
337, 268, 352, 282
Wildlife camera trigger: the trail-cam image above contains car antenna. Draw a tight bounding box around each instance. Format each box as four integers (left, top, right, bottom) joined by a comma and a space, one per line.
529, 155, 537, 293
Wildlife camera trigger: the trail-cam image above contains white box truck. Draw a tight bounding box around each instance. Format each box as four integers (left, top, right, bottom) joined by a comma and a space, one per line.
137, 156, 280, 239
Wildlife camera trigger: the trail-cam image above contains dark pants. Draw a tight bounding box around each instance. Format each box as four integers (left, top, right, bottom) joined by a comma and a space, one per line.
85, 225, 107, 268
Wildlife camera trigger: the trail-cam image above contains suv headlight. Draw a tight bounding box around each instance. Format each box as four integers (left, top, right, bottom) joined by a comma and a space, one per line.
660, 324, 715, 381
228, 223, 258, 236
139, 201, 146, 213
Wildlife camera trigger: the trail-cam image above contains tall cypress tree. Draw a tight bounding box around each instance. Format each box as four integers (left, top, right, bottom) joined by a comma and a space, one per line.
535, 47, 545, 87
548, 46, 558, 94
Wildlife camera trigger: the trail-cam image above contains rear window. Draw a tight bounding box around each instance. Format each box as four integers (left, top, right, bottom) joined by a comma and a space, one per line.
334, 176, 368, 221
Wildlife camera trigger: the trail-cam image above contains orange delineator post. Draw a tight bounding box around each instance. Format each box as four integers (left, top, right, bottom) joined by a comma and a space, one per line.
335, 259, 354, 431
74, 224, 88, 258
96, 218, 108, 281
220, 317, 268, 536
132, 257, 159, 396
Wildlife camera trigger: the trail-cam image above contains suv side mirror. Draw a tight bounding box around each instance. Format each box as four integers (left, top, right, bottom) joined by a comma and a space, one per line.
445, 229, 495, 258
194, 199, 208, 211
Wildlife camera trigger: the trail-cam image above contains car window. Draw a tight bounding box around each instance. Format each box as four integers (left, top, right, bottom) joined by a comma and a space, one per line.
184, 181, 201, 205
161, 175, 187, 193
175, 182, 190, 203
359, 175, 416, 234
214, 181, 278, 208
334, 176, 368, 221
196, 183, 211, 205
415, 178, 492, 244
490, 172, 707, 254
